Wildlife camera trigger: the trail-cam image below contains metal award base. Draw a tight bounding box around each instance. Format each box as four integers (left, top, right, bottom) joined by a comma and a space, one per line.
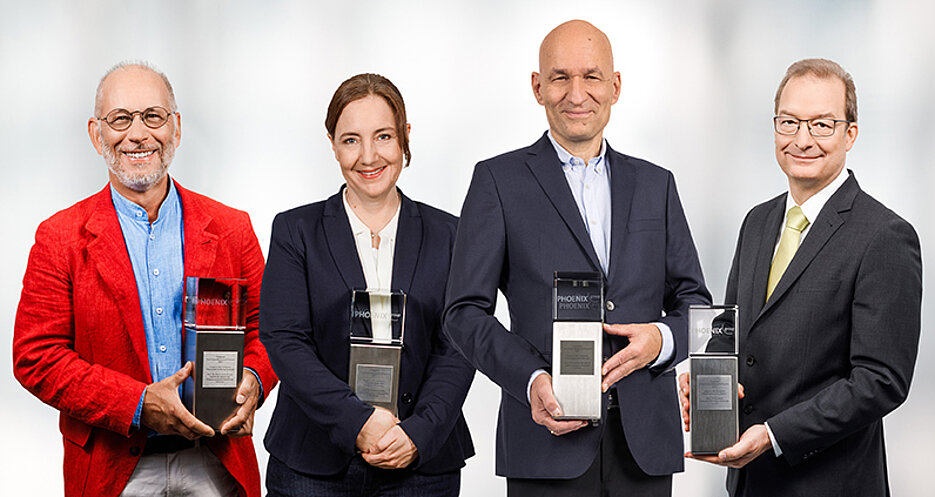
551, 321, 603, 420
349, 343, 401, 416
690, 356, 739, 454
182, 328, 244, 430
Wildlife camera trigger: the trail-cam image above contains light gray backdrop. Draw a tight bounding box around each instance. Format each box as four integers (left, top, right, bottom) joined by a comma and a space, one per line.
1, 1, 932, 495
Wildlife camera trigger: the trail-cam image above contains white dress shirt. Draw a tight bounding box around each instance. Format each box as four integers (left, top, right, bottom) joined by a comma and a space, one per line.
343, 190, 401, 344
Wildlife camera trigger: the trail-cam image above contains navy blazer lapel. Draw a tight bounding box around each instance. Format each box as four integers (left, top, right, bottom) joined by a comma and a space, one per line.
525, 133, 602, 273
606, 145, 635, 283
758, 174, 857, 320
391, 192, 422, 294
323, 188, 367, 291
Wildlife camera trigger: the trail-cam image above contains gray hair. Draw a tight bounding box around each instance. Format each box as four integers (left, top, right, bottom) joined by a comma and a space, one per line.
93, 60, 177, 116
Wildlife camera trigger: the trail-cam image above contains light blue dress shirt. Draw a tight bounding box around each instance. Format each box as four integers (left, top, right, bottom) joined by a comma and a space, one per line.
112, 183, 185, 427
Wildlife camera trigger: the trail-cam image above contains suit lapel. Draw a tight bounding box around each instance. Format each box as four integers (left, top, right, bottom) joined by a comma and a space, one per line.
84, 187, 151, 380
177, 181, 219, 278
525, 134, 602, 273
391, 192, 422, 294
746, 196, 785, 327
606, 146, 635, 285
753, 174, 858, 325
323, 188, 367, 291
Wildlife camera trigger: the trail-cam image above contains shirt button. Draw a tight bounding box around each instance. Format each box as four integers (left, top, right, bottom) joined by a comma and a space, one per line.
135, 211, 143, 218
152, 268, 160, 276
605, 300, 615, 311
744, 405, 754, 415
156, 307, 163, 315
746, 355, 756, 366
159, 345, 167, 352
149, 234, 155, 240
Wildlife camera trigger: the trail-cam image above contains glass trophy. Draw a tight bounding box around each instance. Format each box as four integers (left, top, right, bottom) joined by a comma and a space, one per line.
182, 277, 246, 430
689, 305, 739, 454
349, 290, 406, 416
551, 272, 604, 420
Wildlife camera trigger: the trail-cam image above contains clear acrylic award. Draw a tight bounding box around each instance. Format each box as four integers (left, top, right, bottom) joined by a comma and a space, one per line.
349, 289, 406, 416
551, 271, 604, 420
182, 277, 246, 430
689, 305, 739, 454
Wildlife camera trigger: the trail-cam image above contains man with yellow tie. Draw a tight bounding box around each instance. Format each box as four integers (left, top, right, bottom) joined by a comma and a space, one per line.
680, 58, 922, 496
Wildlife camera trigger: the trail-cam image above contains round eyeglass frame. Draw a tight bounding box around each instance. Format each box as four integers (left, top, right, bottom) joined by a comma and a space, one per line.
96, 106, 176, 131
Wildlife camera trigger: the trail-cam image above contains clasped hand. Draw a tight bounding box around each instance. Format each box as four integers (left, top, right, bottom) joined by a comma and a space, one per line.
356, 407, 418, 469
678, 372, 770, 468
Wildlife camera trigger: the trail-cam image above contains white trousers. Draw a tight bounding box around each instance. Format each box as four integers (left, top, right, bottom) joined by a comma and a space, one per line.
119, 445, 238, 497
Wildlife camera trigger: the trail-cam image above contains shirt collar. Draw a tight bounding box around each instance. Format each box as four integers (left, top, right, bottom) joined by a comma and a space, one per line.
785, 168, 849, 223
342, 189, 401, 241
110, 179, 179, 224
547, 130, 607, 167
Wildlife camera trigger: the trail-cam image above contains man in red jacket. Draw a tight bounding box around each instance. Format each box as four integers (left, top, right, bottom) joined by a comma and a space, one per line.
12, 61, 277, 497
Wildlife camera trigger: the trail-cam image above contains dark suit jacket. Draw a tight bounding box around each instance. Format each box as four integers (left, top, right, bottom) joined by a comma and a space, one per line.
259, 188, 475, 477
725, 171, 922, 497
12, 180, 278, 497
444, 133, 711, 479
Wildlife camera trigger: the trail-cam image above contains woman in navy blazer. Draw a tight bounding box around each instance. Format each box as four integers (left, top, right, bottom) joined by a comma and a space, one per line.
260, 73, 474, 496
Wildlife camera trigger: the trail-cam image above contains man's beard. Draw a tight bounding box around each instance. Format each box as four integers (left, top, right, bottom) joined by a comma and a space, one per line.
101, 133, 175, 193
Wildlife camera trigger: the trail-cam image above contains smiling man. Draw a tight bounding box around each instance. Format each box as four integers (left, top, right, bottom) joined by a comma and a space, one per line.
444, 20, 710, 496
13, 62, 277, 497
680, 58, 922, 496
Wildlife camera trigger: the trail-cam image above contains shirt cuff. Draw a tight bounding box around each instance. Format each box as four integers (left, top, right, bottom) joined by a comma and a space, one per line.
648, 322, 674, 368
764, 421, 783, 456
132, 387, 146, 429
527, 369, 549, 403
244, 367, 264, 399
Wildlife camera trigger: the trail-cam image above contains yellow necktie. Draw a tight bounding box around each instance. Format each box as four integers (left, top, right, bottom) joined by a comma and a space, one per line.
766, 205, 809, 301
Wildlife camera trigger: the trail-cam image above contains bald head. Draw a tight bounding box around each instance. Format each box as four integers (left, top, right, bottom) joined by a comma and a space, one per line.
532, 20, 620, 160
94, 61, 177, 117
539, 20, 614, 74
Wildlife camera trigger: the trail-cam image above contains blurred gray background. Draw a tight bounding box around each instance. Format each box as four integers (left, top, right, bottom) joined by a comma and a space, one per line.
1, 1, 932, 495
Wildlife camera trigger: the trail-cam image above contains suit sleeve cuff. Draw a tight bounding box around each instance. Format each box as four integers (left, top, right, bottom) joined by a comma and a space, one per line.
527, 369, 548, 403
132, 387, 145, 429
765, 421, 783, 457
649, 322, 674, 368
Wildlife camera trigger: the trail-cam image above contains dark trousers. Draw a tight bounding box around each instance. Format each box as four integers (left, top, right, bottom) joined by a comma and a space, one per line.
266, 455, 460, 497
507, 408, 672, 497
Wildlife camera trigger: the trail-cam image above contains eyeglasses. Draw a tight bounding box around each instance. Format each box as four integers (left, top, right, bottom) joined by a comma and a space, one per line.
773, 116, 851, 137
97, 106, 175, 131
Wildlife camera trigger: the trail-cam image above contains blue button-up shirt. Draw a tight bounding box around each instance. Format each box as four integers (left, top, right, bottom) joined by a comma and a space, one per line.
546, 132, 674, 367
548, 131, 611, 274
112, 183, 185, 426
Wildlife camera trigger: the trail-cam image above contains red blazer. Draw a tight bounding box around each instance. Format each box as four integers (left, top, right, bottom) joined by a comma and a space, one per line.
13, 180, 278, 497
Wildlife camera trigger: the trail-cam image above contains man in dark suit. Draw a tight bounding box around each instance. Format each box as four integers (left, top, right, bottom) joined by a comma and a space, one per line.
680, 58, 922, 496
444, 20, 710, 496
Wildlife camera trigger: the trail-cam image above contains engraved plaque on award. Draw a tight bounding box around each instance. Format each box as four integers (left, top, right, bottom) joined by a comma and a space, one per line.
349, 290, 406, 416
552, 272, 604, 420
689, 305, 739, 454
182, 277, 246, 430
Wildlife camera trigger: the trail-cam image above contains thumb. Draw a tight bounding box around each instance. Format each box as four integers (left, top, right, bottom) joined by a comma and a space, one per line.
539, 386, 562, 418
171, 361, 194, 386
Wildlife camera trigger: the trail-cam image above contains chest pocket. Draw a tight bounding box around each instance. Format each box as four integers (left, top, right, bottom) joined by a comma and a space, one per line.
627, 218, 664, 232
